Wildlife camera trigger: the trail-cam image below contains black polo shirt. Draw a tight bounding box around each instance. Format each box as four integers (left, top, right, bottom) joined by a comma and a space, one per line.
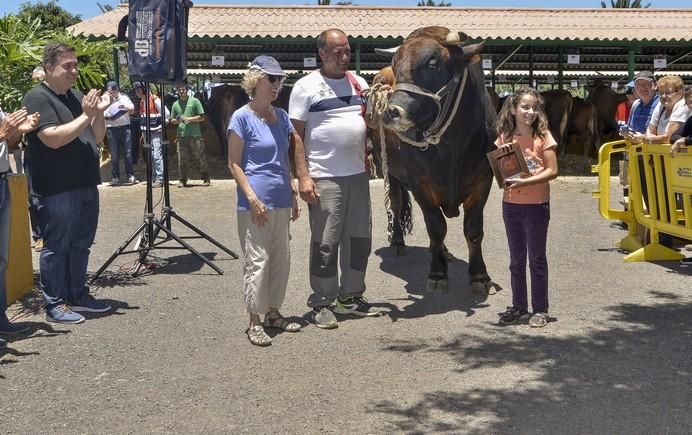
22, 83, 101, 196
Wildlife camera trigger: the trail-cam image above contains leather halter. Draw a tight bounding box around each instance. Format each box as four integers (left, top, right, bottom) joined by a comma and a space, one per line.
391, 67, 469, 149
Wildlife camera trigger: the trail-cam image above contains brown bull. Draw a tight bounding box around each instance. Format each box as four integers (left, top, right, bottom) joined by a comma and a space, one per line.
374, 26, 496, 293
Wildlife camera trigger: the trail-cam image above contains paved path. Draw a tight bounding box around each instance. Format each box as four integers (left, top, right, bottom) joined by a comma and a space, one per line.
2, 177, 691, 434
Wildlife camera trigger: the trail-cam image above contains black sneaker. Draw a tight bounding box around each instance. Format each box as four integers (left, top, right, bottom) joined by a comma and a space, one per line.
333, 296, 380, 317
69, 294, 111, 313
498, 306, 530, 324
0, 315, 31, 335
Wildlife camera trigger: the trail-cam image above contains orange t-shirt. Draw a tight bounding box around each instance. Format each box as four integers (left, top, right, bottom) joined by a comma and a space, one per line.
495, 132, 557, 204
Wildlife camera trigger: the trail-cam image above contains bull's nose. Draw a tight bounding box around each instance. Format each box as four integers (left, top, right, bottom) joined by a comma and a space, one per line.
387, 106, 401, 120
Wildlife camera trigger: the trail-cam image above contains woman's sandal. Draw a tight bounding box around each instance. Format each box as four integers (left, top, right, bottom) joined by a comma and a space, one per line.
246, 325, 272, 346
263, 316, 301, 332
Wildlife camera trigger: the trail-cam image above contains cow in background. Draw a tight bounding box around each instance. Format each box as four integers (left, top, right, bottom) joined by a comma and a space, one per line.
206, 84, 250, 157
587, 81, 628, 138
566, 97, 599, 156
542, 90, 573, 152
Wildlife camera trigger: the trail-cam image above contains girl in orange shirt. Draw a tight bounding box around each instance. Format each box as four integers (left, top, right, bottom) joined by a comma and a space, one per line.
495, 88, 559, 328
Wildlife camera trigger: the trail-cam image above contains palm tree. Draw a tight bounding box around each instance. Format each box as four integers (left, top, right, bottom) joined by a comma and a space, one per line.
0, 13, 119, 111
0, 15, 45, 111
601, 0, 651, 8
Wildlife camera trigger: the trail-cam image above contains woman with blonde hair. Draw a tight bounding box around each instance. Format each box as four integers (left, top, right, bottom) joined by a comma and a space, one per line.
227, 56, 302, 346
644, 75, 691, 144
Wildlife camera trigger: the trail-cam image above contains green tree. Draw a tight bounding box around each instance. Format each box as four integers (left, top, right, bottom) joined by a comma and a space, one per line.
0, 10, 119, 111
16, 1, 81, 32
0, 15, 45, 111
600, 0, 651, 8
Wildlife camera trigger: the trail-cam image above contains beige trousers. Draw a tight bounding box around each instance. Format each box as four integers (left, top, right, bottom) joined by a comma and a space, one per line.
237, 208, 291, 315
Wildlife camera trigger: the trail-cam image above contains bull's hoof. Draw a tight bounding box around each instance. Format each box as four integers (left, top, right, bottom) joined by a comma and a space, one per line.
471, 280, 496, 295
391, 244, 407, 256
427, 278, 449, 293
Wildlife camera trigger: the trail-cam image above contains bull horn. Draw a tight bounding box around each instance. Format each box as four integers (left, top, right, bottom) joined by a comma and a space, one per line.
445, 31, 470, 46
375, 46, 399, 56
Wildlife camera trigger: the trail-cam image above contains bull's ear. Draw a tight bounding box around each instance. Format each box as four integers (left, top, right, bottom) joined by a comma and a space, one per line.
445, 31, 470, 45
374, 46, 399, 58
461, 42, 484, 61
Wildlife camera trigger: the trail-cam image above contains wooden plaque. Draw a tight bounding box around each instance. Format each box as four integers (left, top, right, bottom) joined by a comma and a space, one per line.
486, 143, 530, 188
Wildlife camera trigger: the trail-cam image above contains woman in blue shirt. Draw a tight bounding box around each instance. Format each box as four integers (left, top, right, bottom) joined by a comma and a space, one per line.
227, 56, 302, 346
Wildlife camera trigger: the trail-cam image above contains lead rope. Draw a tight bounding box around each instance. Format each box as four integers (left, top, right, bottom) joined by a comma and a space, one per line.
363, 84, 393, 235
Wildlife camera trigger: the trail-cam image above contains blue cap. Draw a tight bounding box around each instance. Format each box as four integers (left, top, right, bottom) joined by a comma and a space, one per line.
248, 55, 285, 76
106, 80, 118, 90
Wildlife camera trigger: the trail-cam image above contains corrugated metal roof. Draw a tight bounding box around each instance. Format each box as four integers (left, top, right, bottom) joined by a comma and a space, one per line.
70, 4, 692, 43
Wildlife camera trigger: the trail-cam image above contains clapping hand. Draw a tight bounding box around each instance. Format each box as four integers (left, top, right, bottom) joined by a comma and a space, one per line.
82, 89, 113, 118
0, 108, 40, 139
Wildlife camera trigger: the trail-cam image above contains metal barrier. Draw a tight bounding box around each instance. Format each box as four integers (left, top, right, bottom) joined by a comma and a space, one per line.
592, 140, 692, 262
6, 174, 33, 303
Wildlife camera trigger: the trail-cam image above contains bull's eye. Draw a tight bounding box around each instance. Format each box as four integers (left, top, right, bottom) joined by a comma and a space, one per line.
428, 58, 439, 70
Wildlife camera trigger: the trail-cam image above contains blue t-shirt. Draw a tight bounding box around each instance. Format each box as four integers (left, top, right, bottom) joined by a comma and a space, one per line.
228, 105, 294, 210
628, 95, 660, 133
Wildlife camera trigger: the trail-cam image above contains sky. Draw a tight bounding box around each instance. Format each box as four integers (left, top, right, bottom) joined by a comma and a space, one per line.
0, 0, 689, 21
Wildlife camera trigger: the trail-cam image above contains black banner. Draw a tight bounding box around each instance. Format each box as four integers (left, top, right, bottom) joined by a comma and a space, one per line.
126, 0, 193, 83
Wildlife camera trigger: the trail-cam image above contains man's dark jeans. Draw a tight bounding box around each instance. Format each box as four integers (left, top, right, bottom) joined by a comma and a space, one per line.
107, 126, 134, 179
502, 201, 551, 314
37, 186, 99, 308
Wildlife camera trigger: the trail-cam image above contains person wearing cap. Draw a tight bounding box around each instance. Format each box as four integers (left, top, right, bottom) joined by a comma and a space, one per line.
0, 106, 39, 338
170, 84, 210, 187
227, 55, 302, 346
104, 80, 136, 185
22, 41, 113, 323
623, 71, 659, 143
289, 28, 379, 330
134, 83, 167, 187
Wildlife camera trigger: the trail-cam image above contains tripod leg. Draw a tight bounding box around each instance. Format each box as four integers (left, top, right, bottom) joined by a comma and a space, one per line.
152, 219, 225, 274
168, 210, 239, 259
89, 221, 149, 284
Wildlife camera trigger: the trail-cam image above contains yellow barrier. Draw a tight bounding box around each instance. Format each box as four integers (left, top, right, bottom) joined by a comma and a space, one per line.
5, 174, 33, 304
592, 140, 692, 262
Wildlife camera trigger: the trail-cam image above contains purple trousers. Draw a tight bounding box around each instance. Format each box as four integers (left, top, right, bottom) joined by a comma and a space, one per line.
502, 201, 550, 314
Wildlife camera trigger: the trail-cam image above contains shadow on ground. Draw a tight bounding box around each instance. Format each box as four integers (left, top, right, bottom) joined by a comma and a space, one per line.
368, 291, 692, 433
375, 246, 496, 322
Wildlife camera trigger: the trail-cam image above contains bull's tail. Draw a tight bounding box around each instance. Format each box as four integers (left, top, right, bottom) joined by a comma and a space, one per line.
386, 181, 414, 242
400, 188, 413, 235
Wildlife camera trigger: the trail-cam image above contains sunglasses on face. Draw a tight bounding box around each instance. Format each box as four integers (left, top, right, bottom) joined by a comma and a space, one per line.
267, 75, 284, 84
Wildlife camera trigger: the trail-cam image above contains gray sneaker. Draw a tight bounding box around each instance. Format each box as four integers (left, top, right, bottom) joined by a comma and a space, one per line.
529, 312, 549, 328
312, 306, 338, 329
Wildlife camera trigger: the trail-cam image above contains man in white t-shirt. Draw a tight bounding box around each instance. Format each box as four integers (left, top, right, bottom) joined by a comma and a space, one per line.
289, 28, 379, 329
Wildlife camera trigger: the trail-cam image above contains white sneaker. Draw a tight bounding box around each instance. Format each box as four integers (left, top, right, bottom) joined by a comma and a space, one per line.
110, 177, 119, 186
127, 176, 138, 184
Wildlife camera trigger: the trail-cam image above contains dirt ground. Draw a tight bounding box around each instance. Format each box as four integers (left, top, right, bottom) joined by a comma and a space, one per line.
1, 154, 691, 434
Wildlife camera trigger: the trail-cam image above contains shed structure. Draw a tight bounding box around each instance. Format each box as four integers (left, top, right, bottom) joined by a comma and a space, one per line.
69, 4, 692, 89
